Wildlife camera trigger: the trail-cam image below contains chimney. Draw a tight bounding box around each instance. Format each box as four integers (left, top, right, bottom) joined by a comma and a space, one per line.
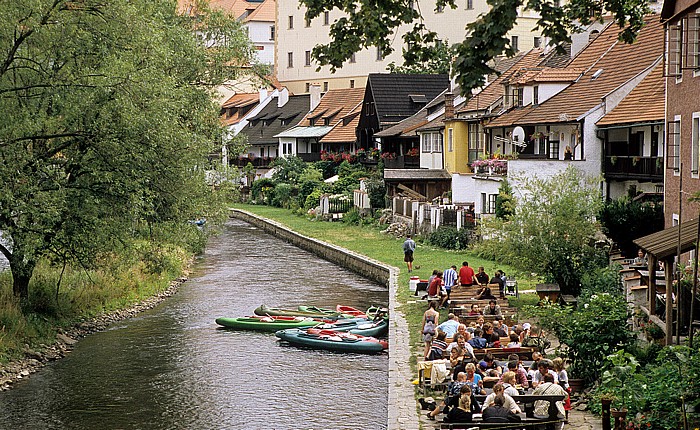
277, 87, 289, 107
309, 83, 322, 112
444, 93, 454, 119
259, 87, 268, 103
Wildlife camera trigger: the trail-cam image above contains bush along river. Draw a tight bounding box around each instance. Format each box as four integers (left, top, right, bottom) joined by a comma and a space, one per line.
0, 219, 389, 429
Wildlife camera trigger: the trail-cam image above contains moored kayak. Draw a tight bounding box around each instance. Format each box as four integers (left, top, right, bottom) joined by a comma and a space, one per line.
335, 305, 368, 318
254, 304, 350, 320
315, 318, 389, 337
275, 328, 388, 354
215, 316, 322, 332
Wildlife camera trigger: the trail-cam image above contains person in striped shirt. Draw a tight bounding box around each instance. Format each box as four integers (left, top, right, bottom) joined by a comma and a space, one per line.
443, 265, 458, 303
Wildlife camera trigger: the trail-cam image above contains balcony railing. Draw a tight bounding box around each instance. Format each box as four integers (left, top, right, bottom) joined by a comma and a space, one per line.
384, 155, 420, 169
297, 152, 322, 162
604, 156, 664, 179
231, 157, 276, 168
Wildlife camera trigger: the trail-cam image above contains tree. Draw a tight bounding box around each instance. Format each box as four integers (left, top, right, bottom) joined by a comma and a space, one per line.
599, 196, 664, 258
477, 167, 606, 295
0, 0, 254, 300
301, 0, 650, 94
494, 179, 515, 220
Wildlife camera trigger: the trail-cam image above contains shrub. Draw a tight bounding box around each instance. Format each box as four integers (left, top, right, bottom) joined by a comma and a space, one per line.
271, 183, 294, 208
599, 197, 664, 257
427, 226, 471, 250
304, 189, 324, 210
342, 207, 362, 225
250, 178, 276, 204
364, 176, 387, 208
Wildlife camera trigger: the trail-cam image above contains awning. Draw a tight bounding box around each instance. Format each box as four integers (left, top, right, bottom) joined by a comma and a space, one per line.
634, 218, 700, 260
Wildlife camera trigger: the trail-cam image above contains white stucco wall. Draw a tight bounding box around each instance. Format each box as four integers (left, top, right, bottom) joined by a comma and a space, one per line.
451, 173, 502, 215
247, 21, 275, 64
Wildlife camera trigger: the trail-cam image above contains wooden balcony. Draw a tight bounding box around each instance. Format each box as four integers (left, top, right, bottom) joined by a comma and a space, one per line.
383, 155, 420, 169
604, 156, 664, 181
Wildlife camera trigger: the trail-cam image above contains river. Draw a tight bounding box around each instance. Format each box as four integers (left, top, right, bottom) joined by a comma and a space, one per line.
0, 219, 389, 429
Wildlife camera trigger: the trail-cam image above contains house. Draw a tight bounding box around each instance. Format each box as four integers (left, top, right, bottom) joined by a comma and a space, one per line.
357, 73, 450, 149
479, 15, 664, 205
275, 86, 365, 160
235, 89, 310, 166
275, 1, 543, 94
662, 0, 700, 227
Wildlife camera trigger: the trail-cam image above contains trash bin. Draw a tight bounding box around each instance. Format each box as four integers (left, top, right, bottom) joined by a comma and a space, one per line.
409, 276, 420, 292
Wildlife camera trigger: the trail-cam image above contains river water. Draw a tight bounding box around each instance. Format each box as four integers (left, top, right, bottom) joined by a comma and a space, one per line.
0, 219, 389, 429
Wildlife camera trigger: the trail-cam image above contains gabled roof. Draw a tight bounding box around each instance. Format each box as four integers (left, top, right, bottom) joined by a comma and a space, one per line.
222, 92, 258, 109
596, 60, 665, 126
490, 16, 664, 127
373, 107, 429, 138
208, 0, 261, 20
321, 105, 362, 144
486, 105, 536, 128
299, 88, 365, 127
367, 73, 450, 127
238, 94, 310, 145
243, 0, 275, 22
457, 49, 544, 115
507, 67, 583, 85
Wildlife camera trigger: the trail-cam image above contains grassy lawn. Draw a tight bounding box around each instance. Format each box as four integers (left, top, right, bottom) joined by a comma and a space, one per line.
232, 204, 540, 339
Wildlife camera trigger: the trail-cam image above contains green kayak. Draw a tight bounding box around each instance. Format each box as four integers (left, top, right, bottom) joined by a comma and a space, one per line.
254, 304, 350, 320
275, 328, 388, 354
215, 316, 321, 332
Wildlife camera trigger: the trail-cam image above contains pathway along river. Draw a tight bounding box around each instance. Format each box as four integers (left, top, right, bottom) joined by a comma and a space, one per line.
0, 219, 389, 429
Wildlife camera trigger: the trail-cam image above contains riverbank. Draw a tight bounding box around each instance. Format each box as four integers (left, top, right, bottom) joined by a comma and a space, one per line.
0, 273, 189, 392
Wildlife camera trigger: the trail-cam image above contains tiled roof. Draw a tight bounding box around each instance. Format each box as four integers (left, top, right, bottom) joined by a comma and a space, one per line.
415, 115, 446, 132
538, 43, 572, 68
374, 108, 429, 137
298, 87, 365, 127
221, 92, 258, 109
383, 169, 452, 180
320, 106, 362, 143
486, 105, 536, 128
237, 94, 310, 145
209, 0, 259, 20
367, 73, 450, 126
507, 67, 583, 85
457, 49, 544, 114
243, 0, 274, 22
596, 60, 665, 126
502, 16, 664, 126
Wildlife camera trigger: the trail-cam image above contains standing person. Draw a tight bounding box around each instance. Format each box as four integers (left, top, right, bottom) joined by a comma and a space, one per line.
553, 357, 572, 423
403, 235, 416, 272
421, 301, 440, 359
489, 269, 506, 299
443, 265, 458, 302
458, 261, 475, 287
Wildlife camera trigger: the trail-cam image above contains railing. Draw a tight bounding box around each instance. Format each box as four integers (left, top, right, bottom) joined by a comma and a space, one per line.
231, 157, 276, 167
604, 156, 664, 179
384, 155, 420, 169
297, 152, 322, 162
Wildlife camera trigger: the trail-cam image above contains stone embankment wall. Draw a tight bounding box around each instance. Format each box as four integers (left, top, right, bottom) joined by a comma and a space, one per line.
229, 209, 418, 430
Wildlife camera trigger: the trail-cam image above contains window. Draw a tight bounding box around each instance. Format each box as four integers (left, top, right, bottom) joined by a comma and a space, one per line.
323, 11, 329, 25
668, 21, 683, 78
511, 35, 519, 51
448, 129, 454, 152
510, 87, 523, 107
466, 0, 473, 10
350, 53, 356, 63
694, 113, 700, 174
422, 133, 431, 152
533, 85, 539, 105
349, 79, 355, 88
305, 51, 311, 66
667, 118, 681, 171
270, 25, 275, 41
533, 37, 541, 48
433, 132, 443, 152
549, 139, 559, 159
305, 83, 310, 93
288, 15, 294, 29
376, 47, 383, 61
683, 14, 700, 70
287, 52, 293, 68
305, 16, 311, 27
323, 82, 329, 92
481, 193, 497, 214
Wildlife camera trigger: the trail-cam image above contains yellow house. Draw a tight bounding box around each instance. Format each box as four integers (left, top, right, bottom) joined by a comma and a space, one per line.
443, 117, 471, 174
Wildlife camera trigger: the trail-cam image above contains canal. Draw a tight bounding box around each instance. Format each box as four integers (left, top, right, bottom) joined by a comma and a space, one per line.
0, 219, 389, 429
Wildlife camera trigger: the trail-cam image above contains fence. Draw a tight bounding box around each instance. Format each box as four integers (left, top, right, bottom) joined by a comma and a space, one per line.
320, 194, 352, 215
391, 196, 476, 235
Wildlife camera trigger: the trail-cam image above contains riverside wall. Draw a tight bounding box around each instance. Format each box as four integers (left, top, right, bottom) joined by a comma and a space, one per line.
229, 209, 419, 430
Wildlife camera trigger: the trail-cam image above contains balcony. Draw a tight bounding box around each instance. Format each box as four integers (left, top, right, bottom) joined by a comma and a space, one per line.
231, 156, 276, 168
297, 152, 321, 162
604, 156, 664, 180
383, 155, 420, 169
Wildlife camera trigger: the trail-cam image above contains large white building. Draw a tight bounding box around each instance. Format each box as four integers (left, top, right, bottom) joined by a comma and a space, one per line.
275, 0, 543, 94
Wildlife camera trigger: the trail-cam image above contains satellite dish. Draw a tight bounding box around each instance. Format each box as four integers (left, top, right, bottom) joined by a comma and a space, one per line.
512, 126, 526, 143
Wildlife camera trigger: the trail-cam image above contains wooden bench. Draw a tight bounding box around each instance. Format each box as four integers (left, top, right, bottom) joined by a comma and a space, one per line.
472, 347, 537, 361
438, 394, 566, 430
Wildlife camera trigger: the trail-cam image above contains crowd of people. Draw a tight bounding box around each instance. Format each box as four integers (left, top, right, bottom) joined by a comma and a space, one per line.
423, 262, 510, 309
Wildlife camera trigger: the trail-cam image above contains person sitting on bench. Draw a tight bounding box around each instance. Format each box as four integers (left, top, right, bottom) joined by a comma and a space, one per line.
442, 384, 481, 423
482, 393, 522, 423
533, 373, 568, 420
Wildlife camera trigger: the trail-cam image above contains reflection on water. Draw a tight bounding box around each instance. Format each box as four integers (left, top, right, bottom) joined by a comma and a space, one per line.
0, 219, 388, 429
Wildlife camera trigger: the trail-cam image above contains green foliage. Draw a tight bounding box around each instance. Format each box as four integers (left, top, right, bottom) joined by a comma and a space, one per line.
476, 167, 606, 296
427, 226, 472, 250
314, 160, 338, 179
300, 0, 650, 94
524, 292, 633, 384
579, 265, 624, 300
387, 36, 454, 75
495, 179, 515, 219
0, 0, 253, 300
271, 156, 308, 183
270, 183, 295, 208
250, 178, 276, 204
365, 176, 387, 208
304, 189, 324, 210
599, 197, 664, 257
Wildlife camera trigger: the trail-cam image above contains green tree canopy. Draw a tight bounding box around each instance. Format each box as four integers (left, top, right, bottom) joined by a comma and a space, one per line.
477, 167, 606, 295
301, 0, 650, 94
0, 0, 254, 300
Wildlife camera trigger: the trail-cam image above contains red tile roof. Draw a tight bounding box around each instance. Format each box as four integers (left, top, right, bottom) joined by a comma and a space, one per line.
321, 105, 362, 143
507, 67, 583, 85
596, 60, 665, 126
298, 87, 365, 127
220, 92, 259, 126
244, 0, 275, 22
